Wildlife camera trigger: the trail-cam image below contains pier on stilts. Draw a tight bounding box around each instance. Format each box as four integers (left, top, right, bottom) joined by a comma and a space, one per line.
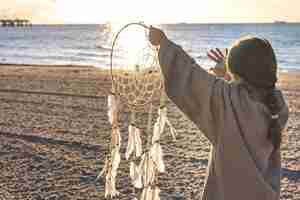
0, 19, 32, 27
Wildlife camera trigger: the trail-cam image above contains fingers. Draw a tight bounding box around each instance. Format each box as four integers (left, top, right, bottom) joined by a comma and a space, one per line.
210, 50, 221, 61
207, 52, 219, 63
149, 26, 165, 46
207, 49, 222, 63
216, 48, 224, 58
149, 26, 159, 46
207, 48, 227, 63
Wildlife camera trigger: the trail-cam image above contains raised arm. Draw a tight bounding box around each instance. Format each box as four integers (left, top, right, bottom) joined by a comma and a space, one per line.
149, 26, 230, 146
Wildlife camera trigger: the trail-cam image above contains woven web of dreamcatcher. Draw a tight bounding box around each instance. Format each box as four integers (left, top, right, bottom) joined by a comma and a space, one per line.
110, 23, 163, 110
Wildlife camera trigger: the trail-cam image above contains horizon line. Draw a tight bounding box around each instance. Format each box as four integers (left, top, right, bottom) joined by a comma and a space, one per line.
24, 21, 300, 25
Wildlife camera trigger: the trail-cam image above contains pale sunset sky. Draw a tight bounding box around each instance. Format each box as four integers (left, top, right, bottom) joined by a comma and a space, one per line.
0, 0, 299, 24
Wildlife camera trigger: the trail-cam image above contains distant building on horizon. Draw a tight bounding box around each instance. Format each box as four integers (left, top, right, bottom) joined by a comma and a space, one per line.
274, 20, 288, 24
0, 19, 32, 27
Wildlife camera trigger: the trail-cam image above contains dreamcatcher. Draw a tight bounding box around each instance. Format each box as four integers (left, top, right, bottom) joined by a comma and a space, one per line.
98, 22, 177, 200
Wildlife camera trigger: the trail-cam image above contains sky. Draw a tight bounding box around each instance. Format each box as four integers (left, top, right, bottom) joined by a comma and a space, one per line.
0, 0, 300, 24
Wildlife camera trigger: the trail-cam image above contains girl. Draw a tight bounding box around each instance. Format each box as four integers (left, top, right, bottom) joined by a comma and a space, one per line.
149, 27, 289, 200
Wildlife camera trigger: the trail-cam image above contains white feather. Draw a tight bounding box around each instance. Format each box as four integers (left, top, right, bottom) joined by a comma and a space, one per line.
108, 95, 118, 125
166, 118, 177, 141
153, 187, 161, 200
130, 162, 143, 188
152, 121, 160, 144
158, 107, 167, 134
147, 156, 156, 186
126, 125, 135, 160
140, 154, 155, 186
152, 107, 168, 144
112, 128, 122, 148
141, 187, 147, 200
150, 143, 165, 173
105, 164, 120, 198
97, 157, 108, 179
111, 148, 121, 178
146, 187, 153, 200
134, 127, 143, 158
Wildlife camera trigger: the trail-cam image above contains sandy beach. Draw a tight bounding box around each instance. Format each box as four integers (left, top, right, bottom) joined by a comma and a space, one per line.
0, 64, 299, 200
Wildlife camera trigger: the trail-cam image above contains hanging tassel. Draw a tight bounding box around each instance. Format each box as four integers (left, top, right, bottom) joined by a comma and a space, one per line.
153, 187, 161, 200
134, 127, 143, 157
126, 125, 136, 160
146, 186, 153, 200
130, 162, 143, 189
140, 186, 160, 200
166, 117, 177, 141
97, 157, 109, 180
152, 121, 160, 144
104, 94, 121, 198
104, 148, 121, 198
111, 148, 121, 176
112, 127, 122, 149
108, 94, 119, 125
126, 125, 143, 160
139, 153, 156, 187
150, 143, 165, 173
157, 107, 167, 134
140, 186, 147, 200
105, 165, 120, 198
146, 104, 154, 148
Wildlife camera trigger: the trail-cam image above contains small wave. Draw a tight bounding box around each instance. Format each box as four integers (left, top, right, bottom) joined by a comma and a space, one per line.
77, 52, 109, 58
96, 45, 111, 51
278, 59, 288, 64
73, 46, 92, 50
18, 46, 31, 50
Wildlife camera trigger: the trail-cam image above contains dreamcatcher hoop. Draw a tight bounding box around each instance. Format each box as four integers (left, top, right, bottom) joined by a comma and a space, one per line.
110, 22, 163, 110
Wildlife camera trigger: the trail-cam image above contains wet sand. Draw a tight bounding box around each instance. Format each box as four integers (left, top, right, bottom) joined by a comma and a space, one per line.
0, 64, 299, 200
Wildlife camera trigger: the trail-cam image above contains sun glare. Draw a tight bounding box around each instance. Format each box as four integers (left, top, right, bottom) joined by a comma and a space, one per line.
109, 22, 154, 71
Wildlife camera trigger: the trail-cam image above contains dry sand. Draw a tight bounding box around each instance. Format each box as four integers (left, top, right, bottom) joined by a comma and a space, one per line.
0, 64, 299, 200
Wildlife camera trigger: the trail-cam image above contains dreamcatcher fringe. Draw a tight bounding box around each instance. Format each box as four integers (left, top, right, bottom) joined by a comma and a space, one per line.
129, 106, 166, 200
103, 94, 177, 199
166, 117, 177, 141
126, 125, 143, 160
130, 162, 143, 188
126, 105, 176, 200
140, 186, 161, 200
98, 94, 121, 198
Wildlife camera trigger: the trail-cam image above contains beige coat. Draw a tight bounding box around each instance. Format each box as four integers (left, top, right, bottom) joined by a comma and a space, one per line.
158, 38, 289, 200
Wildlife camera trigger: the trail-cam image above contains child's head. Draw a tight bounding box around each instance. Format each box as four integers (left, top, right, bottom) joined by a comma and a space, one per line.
227, 37, 282, 151
226, 36, 277, 89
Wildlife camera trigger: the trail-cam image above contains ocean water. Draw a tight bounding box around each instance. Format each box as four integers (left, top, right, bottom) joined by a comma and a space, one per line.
0, 23, 300, 70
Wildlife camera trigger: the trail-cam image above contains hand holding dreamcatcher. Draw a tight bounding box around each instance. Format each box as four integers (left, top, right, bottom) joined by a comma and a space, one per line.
98, 23, 177, 200
148, 26, 167, 46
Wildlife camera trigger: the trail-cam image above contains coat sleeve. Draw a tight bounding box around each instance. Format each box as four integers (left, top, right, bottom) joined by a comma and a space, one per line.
158, 38, 230, 145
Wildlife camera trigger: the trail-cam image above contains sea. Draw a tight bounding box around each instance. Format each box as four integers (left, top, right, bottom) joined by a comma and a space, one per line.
1, 23, 300, 71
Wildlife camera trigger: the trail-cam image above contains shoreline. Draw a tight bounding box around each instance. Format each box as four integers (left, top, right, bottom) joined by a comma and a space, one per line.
0, 62, 99, 69
1, 22, 300, 26
1, 62, 300, 74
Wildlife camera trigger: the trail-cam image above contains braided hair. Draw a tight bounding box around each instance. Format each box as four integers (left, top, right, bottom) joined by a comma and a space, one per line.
264, 89, 282, 151
227, 37, 282, 151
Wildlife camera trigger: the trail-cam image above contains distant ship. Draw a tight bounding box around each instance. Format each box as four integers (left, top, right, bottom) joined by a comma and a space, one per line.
274, 21, 288, 24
